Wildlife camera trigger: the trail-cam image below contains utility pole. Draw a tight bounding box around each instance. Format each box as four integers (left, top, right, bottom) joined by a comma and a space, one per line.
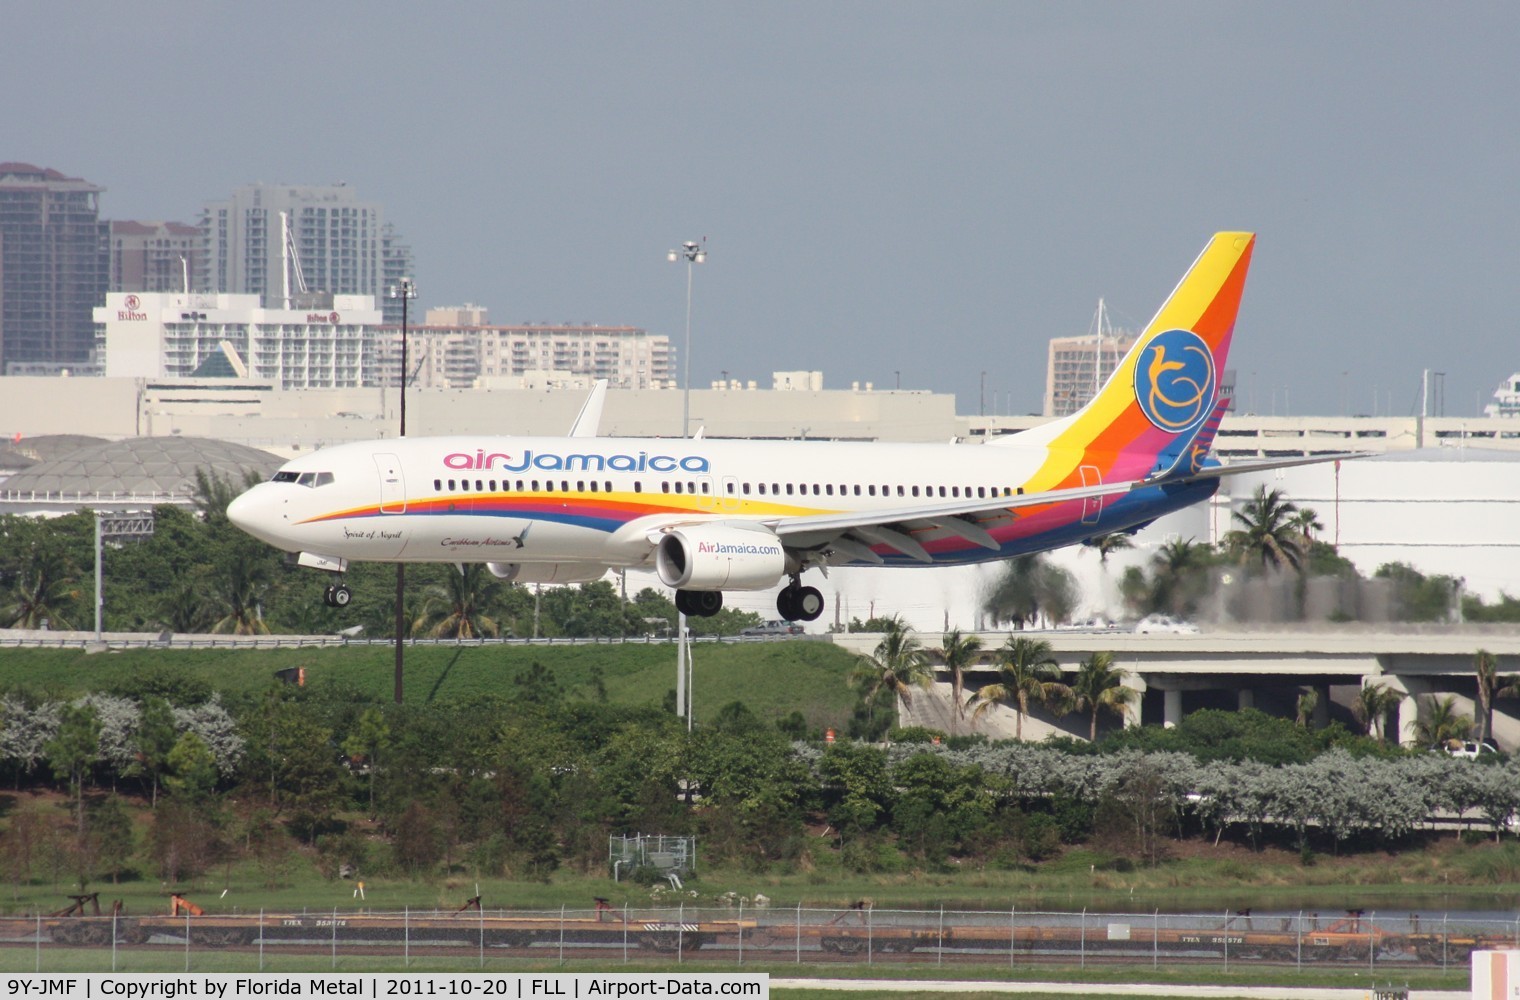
388, 277, 417, 704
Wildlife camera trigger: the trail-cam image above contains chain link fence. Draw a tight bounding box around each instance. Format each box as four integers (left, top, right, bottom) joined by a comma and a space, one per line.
3, 905, 1514, 972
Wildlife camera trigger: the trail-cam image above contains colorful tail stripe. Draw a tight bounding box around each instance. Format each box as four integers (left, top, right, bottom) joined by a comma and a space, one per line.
1025, 232, 1255, 491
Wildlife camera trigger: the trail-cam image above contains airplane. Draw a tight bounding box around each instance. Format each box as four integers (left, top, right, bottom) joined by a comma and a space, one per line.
228, 231, 1337, 620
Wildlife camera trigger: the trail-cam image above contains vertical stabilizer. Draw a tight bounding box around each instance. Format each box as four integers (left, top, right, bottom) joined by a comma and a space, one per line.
1009, 232, 1255, 489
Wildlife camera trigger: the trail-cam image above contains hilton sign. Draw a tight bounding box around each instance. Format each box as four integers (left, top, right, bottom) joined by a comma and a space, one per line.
116, 293, 147, 322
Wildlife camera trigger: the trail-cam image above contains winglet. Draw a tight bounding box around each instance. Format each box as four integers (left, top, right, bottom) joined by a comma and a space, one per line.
567, 379, 608, 438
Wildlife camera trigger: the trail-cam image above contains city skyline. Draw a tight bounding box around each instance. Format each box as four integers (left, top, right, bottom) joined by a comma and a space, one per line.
3, 3, 1517, 417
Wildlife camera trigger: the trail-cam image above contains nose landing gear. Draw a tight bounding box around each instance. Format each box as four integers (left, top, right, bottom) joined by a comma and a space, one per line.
322, 582, 353, 608
777, 579, 824, 622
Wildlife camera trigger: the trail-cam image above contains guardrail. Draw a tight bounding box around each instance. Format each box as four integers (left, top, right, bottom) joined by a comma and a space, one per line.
0, 629, 826, 651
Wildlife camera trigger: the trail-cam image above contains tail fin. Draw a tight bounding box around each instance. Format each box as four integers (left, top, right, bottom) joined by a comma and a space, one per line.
1008, 232, 1255, 487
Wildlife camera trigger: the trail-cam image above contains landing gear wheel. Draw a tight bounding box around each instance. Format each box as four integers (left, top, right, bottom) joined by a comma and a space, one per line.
323, 584, 337, 607
778, 583, 825, 622
776, 589, 798, 621
675, 589, 723, 618
794, 586, 824, 621
331, 584, 352, 608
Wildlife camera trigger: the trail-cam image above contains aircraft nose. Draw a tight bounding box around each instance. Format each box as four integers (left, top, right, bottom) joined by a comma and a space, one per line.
226, 487, 266, 538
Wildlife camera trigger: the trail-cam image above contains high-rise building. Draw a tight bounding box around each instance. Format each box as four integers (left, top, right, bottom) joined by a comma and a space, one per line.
1043, 331, 1140, 417
195, 183, 414, 323
109, 220, 199, 293
371, 322, 673, 390
0, 162, 110, 374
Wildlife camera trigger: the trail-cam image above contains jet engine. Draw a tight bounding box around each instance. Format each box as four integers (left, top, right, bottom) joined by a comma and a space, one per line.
486, 562, 609, 584
655, 523, 788, 591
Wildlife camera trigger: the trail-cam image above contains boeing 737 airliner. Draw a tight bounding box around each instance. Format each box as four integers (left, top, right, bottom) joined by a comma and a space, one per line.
228, 232, 1326, 621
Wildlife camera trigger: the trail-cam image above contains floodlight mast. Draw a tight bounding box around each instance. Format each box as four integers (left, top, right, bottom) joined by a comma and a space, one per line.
666, 240, 705, 728
667, 241, 706, 439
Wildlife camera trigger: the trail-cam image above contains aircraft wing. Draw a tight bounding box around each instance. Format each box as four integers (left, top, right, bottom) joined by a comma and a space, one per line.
763, 478, 1150, 564
761, 451, 1364, 565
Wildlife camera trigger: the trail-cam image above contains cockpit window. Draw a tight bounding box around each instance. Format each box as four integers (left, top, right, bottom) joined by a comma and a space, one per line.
276, 470, 335, 488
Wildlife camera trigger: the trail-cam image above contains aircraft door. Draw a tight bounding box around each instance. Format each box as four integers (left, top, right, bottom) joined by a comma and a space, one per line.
696, 475, 716, 510
720, 476, 740, 512
1079, 465, 1102, 525
375, 453, 406, 514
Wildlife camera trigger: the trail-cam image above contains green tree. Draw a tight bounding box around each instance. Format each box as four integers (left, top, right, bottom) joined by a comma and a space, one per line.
983, 554, 1078, 628
967, 636, 1066, 741
411, 563, 501, 638
1224, 485, 1308, 572
1375, 562, 1462, 622
1413, 693, 1474, 749
46, 703, 101, 832
1352, 682, 1404, 746
1133, 537, 1215, 616
1473, 649, 1519, 746
129, 697, 179, 807
1295, 688, 1320, 728
163, 732, 219, 802
1067, 651, 1134, 741
1085, 532, 1134, 566
90, 794, 135, 884
846, 616, 932, 731
0, 515, 84, 630
341, 706, 391, 817
932, 629, 984, 735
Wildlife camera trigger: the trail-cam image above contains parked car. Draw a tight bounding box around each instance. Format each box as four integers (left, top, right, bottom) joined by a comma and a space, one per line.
1435, 739, 1499, 759
1134, 614, 1199, 634
740, 620, 805, 637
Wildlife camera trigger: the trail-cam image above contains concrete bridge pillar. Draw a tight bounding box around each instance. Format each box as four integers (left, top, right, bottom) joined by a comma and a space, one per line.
1383, 674, 1428, 748
1163, 689, 1183, 728
1314, 684, 1331, 729
1237, 688, 1255, 712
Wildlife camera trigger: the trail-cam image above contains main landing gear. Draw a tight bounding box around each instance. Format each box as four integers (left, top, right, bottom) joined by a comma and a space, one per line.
322, 582, 353, 608
777, 579, 824, 622
675, 589, 723, 618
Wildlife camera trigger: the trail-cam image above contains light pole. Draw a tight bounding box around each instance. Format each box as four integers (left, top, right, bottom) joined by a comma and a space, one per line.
94, 510, 154, 641
666, 241, 705, 726
667, 241, 706, 437
388, 277, 417, 705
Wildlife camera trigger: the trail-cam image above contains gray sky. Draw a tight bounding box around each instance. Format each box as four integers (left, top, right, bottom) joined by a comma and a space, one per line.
7, 1, 1516, 418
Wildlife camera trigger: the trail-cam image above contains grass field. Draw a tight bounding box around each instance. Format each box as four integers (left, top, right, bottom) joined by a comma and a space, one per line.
0, 639, 862, 728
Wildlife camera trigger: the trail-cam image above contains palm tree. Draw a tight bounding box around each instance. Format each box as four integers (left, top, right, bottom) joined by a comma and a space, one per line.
3, 555, 80, 630
1473, 649, 1520, 746
847, 616, 933, 729
932, 629, 984, 735
1352, 682, 1404, 746
967, 636, 1066, 740
983, 554, 1078, 629
1068, 651, 1134, 741
1289, 507, 1324, 547
1086, 532, 1134, 566
1145, 537, 1212, 616
412, 564, 501, 639
1224, 485, 1307, 572
1412, 694, 1475, 749
209, 559, 271, 635
1295, 688, 1319, 728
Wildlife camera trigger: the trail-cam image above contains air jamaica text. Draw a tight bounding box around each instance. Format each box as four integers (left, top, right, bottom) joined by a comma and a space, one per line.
444, 449, 709, 474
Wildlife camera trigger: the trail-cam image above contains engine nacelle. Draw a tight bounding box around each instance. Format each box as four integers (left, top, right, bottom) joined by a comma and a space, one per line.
655, 524, 787, 591
486, 561, 609, 584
